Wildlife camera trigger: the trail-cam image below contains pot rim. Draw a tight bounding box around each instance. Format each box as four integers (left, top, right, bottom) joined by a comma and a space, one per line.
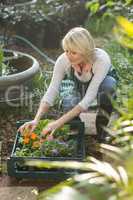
0, 49, 40, 87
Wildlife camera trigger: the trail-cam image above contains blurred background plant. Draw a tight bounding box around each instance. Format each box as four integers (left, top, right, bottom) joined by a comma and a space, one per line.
0, 46, 7, 76
113, 16, 133, 49
84, 0, 133, 109
85, 0, 133, 19
0, 0, 38, 45
0, 0, 88, 48
85, 0, 133, 36
84, 2, 133, 114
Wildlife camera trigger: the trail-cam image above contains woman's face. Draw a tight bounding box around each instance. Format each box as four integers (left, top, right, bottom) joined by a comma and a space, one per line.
65, 50, 84, 65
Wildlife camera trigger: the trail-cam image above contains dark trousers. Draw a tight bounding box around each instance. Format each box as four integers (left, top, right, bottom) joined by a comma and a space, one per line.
96, 75, 117, 142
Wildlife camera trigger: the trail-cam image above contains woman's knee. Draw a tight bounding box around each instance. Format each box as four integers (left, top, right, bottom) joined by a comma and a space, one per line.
97, 76, 117, 106
98, 76, 117, 94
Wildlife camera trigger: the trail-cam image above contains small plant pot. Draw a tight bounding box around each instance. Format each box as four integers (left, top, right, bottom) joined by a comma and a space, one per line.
7, 119, 85, 180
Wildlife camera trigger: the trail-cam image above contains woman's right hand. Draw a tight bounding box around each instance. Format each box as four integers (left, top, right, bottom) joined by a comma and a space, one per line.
18, 120, 38, 134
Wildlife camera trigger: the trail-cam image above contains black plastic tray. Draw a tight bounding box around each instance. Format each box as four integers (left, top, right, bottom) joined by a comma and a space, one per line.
7, 119, 85, 179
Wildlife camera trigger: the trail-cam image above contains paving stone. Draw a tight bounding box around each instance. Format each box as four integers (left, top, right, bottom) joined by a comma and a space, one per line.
0, 187, 38, 200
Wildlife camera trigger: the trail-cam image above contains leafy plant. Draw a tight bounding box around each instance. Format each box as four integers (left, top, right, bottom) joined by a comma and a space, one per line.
85, 0, 132, 37
113, 16, 133, 49
27, 147, 133, 200
0, 46, 8, 76
102, 37, 133, 109
0, 48, 28, 76
36, 0, 81, 17
85, 14, 115, 36
0, 0, 44, 44
85, 0, 133, 19
15, 119, 77, 157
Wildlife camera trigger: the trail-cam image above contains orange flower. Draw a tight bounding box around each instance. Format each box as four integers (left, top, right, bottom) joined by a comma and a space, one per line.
23, 131, 30, 138
23, 134, 30, 139
31, 132, 38, 140
23, 137, 30, 144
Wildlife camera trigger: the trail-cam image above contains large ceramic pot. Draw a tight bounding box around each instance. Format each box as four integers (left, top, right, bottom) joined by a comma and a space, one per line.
0, 49, 39, 103
0, 49, 39, 88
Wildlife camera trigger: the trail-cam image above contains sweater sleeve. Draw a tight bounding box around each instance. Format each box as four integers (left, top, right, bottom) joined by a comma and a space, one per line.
41, 53, 67, 106
78, 58, 111, 110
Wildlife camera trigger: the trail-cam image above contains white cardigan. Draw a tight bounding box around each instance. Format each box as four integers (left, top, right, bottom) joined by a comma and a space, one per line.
42, 48, 111, 110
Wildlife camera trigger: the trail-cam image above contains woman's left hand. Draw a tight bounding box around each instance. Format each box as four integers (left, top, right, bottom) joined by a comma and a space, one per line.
42, 120, 62, 136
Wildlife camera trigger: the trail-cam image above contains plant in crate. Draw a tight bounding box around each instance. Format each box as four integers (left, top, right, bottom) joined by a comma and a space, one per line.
7, 119, 85, 179
15, 119, 77, 158
15, 119, 80, 157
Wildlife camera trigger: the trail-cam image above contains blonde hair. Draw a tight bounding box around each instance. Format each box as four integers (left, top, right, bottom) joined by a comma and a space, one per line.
62, 27, 95, 63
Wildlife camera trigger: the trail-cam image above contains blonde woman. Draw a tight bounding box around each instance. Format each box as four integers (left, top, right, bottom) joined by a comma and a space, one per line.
19, 27, 117, 142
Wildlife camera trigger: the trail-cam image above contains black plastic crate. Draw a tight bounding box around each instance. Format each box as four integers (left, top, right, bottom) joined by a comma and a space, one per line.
7, 120, 85, 179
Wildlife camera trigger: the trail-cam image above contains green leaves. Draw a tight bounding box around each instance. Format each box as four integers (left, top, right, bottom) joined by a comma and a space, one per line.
14, 119, 76, 157
106, 0, 115, 7
50, 186, 88, 200
85, 0, 133, 24
85, 0, 100, 15
0, 46, 8, 76
38, 179, 74, 200
125, 0, 133, 5
0, 47, 4, 66
26, 150, 129, 200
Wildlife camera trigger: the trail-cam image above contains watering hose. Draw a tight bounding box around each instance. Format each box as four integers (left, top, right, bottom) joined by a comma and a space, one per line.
0, 35, 55, 65
12, 35, 56, 90
13, 35, 55, 65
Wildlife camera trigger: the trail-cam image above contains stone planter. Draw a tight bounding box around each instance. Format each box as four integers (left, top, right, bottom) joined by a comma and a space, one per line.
0, 49, 39, 103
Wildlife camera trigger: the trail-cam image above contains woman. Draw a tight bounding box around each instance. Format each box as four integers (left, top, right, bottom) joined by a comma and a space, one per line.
19, 27, 117, 142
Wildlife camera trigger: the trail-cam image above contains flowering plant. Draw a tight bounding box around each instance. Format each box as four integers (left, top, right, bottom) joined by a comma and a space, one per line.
15, 119, 77, 157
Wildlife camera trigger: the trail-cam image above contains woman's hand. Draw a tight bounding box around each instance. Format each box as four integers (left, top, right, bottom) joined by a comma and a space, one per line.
18, 120, 38, 134
42, 120, 61, 136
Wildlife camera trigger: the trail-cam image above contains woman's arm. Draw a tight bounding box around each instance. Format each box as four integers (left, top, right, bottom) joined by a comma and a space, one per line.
19, 100, 50, 134
44, 105, 84, 132
78, 60, 111, 110
34, 101, 50, 122
56, 105, 84, 126
35, 54, 69, 122
42, 53, 68, 106
19, 54, 69, 133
